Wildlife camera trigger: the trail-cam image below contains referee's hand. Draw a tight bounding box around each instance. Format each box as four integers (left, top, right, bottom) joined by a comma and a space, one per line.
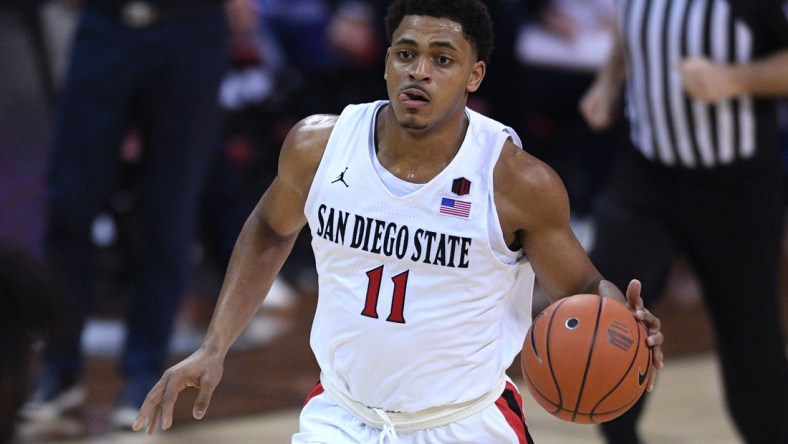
678, 57, 741, 103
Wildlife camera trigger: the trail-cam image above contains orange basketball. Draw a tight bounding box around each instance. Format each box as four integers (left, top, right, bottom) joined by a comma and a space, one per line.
521, 294, 652, 424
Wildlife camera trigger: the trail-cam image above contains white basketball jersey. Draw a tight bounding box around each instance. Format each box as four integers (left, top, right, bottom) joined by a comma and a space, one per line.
304, 101, 535, 413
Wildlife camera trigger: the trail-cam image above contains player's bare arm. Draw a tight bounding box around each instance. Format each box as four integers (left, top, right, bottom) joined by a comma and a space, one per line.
494, 141, 663, 388
494, 141, 604, 302
132, 115, 337, 434
199, 114, 336, 354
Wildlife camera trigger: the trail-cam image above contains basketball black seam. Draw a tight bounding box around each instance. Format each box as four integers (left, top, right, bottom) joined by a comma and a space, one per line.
545, 298, 568, 414
571, 295, 603, 422
530, 311, 546, 362
522, 369, 560, 411
523, 311, 561, 411
589, 309, 643, 421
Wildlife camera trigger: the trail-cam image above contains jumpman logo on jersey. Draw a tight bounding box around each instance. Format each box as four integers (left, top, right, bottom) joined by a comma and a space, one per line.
332, 167, 349, 187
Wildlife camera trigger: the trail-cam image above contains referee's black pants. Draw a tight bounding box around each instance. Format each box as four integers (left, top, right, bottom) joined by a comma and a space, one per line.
591, 149, 788, 444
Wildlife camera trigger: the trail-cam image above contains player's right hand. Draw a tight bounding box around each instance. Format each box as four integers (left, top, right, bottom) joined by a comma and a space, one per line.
132, 347, 225, 434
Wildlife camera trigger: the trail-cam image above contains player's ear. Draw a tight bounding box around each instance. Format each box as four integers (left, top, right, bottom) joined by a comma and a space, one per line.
467, 60, 485, 93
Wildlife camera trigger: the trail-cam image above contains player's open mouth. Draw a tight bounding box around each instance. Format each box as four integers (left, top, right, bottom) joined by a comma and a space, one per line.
401, 93, 428, 101
399, 88, 430, 105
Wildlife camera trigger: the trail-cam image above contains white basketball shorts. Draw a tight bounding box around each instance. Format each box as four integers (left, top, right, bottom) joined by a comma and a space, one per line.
292, 379, 534, 444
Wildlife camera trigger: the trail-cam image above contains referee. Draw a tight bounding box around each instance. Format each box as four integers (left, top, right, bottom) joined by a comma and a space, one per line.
581, 0, 788, 442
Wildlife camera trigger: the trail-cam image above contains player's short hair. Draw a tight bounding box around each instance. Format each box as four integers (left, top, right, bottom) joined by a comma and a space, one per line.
384, 0, 494, 64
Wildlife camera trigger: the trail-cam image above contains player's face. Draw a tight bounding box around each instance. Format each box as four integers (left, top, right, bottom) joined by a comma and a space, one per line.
384, 15, 485, 131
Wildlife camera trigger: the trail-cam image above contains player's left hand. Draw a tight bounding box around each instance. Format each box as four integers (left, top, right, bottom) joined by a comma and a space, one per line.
624, 279, 664, 392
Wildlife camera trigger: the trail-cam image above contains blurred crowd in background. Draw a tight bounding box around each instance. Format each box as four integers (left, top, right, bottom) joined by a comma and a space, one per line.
6, 0, 633, 299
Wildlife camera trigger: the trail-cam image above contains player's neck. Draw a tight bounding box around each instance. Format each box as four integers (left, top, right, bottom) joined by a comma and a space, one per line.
375, 106, 468, 183
377, 105, 467, 157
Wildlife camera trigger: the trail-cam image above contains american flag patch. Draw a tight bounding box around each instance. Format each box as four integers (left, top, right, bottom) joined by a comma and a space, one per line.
439, 197, 471, 218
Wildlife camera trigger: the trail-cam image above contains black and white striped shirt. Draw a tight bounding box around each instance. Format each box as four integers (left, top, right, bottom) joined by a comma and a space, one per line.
617, 0, 788, 168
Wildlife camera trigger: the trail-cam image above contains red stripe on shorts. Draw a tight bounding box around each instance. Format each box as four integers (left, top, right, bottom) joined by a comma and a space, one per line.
494, 382, 529, 444
303, 382, 325, 407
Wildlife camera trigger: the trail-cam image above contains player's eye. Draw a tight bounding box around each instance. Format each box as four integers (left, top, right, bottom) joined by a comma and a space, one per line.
436, 56, 452, 66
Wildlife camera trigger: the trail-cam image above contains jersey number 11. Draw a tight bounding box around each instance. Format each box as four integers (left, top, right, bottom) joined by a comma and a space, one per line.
361, 265, 409, 324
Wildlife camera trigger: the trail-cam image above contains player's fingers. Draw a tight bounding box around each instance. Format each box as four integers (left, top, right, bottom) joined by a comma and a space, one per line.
647, 365, 658, 392
648, 320, 665, 359
146, 406, 162, 435
639, 306, 661, 333
646, 324, 664, 348
625, 279, 644, 311
638, 302, 664, 388
648, 309, 662, 332
159, 372, 185, 431
641, 308, 664, 361
646, 326, 665, 391
193, 376, 218, 420
133, 377, 167, 432
133, 410, 153, 434
647, 344, 664, 392
132, 406, 150, 433
652, 342, 664, 368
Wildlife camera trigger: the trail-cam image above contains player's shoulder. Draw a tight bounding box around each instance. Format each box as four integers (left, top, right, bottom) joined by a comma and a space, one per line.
280, 114, 338, 160
286, 114, 339, 149
495, 140, 564, 197
493, 139, 571, 240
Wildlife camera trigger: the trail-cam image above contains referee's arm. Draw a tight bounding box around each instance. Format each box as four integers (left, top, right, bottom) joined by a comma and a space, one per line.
679, 49, 788, 103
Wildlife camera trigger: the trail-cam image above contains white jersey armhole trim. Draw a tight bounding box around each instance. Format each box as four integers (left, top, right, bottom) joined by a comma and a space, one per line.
303, 107, 358, 218
487, 128, 524, 266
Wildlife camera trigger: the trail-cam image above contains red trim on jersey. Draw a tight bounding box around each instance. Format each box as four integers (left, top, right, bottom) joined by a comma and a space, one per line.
303, 382, 325, 407
495, 382, 528, 444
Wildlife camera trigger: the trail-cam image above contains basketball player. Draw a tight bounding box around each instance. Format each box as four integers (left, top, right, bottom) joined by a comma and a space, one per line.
133, 1, 664, 442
